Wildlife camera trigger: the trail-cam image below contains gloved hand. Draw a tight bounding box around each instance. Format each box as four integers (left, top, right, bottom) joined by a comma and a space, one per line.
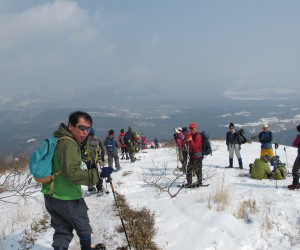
186, 134, 192, 142
274, 142, 279, 149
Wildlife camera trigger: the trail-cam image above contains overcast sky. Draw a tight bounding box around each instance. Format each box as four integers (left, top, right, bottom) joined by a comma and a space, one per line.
0, 0, 299, 101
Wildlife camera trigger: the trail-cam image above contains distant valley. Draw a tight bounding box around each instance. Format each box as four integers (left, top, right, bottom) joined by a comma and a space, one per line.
0, 92, 299, 157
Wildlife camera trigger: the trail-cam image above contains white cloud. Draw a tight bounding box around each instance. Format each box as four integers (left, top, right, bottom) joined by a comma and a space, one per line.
0, 0, 88, 49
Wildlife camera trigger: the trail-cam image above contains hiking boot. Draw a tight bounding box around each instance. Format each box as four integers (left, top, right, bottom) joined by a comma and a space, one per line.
288, 184, 300, 190
225, 166, 233, 168
131, 158, 137, 163
239, 166, 243, 169
121, 157, 124, 160
88, 187, 96, 192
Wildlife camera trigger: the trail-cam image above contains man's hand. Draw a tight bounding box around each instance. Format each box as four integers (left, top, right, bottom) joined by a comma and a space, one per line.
186, 134, 192, 142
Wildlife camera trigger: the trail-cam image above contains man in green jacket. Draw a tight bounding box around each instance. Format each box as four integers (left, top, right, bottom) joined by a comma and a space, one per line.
42, 111, 99, 250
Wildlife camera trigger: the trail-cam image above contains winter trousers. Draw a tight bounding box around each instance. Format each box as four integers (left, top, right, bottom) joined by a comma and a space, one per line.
127, 145, 136, 161
44, 195, 92, 249
186, 157, 203, 185
228, 144, 242, 167
107, 150, 120, 170
292, 155, 300, 185
121, 146, 129, 159
85, 160, 102, 191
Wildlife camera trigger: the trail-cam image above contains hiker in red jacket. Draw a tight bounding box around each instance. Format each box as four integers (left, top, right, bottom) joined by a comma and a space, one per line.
288, 124, 300, 190
118, 129, 129, 160
183, 123, 203, 188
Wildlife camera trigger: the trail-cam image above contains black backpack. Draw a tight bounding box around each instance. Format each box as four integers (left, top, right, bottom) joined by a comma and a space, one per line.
200, 131, 212, 156
124, 132, 132, 146
239, 129, 248, 144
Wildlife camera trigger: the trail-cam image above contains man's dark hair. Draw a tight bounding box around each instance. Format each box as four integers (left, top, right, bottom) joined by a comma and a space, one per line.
69, 111, 93, 126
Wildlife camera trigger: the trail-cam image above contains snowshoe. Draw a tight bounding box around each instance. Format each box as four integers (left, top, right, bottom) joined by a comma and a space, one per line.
288, 184, 300, 190
92, 243, 106, 250
225, 166, 233, 169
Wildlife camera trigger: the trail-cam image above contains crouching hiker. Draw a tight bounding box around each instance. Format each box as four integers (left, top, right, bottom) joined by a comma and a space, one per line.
288, 124, 300, 190
42, 111, 101, 250
251, 154, 273, 180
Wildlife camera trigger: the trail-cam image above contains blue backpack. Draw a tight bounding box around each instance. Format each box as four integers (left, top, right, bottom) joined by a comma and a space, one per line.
29, 136, 76, 184
106, 137, 116, 152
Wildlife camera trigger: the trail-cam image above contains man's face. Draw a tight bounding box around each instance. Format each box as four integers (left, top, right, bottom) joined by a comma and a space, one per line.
190, 127, 198, 134
68, 117, 91, 142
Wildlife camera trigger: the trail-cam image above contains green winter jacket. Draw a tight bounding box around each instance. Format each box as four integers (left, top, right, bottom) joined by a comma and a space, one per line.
251, 158, 271, 180
41, 123, 99, 200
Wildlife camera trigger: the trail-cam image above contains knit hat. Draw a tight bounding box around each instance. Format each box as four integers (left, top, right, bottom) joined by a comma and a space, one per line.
263, 124, 268, 128
109, 129, 114, 135
229, 123, 234, 128
120, 129, 124, 133
297, 124, 300, 132
182, 127, 188, 132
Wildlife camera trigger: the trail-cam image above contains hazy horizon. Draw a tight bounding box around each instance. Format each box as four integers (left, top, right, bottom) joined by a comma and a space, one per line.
0, 0, 299, 102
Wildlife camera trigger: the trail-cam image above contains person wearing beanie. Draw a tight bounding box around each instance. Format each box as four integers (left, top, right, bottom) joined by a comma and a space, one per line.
225, 123, 244, 169
288, 124, 300, 190
104, 129, 121, 171
118, 129, 130, 160
259, 124, 275, 157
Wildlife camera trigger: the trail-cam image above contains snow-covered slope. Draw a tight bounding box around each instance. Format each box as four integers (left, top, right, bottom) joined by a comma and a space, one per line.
0, 141, 299, 250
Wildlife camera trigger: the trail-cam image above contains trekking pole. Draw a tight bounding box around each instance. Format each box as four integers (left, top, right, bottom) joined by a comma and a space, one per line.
109, 181, 132, 250
284, 147, 289, 168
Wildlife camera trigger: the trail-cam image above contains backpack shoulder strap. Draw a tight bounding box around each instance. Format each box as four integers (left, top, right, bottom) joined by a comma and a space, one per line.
50, 136, 79, 192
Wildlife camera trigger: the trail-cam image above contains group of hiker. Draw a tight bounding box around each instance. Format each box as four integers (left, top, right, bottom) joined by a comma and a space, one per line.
173, 123, 205, 188
174, 121, 300, 191
40, 109, 300, 250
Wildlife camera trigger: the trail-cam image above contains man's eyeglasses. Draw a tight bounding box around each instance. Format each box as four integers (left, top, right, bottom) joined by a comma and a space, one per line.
75, 124, 91, 132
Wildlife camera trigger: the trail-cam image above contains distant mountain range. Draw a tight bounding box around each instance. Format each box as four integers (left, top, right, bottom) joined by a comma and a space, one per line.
0, 90, 299, 157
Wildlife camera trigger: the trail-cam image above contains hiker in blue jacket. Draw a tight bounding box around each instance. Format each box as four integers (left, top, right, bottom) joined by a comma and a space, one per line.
104, 129, 121, 171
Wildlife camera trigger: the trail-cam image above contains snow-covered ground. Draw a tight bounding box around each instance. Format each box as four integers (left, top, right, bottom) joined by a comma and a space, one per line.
1, 141, 299, 250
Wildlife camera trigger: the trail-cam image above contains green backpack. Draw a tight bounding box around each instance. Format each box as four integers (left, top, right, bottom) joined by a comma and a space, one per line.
273, 165, 288, 180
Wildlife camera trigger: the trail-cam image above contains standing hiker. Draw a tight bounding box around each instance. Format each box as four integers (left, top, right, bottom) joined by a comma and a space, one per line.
183, 123, 203, 188
42, 111, 100, 250
226, 123, 243, 169
104, 129, 121, 171
288, 124, 300, 190
118, 129, 130, 160
124, 126, 138, 163
82, 128, 105, 193
259, 124, 275, 157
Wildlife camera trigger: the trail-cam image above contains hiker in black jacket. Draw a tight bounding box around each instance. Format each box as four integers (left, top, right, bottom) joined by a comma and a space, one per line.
124, 126, 138, 163
226, 123, 243, 169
